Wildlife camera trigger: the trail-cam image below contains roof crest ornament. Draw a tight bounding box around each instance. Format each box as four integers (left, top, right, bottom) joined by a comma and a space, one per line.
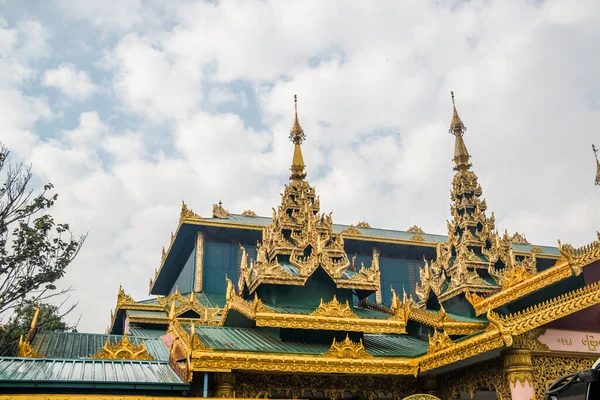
212, 201, 230, 219
593, 144, 599, 185
289, 95, 307, 181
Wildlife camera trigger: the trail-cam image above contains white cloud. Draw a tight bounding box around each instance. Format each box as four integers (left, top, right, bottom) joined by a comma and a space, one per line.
42, 64, 98, 100
3, 0, 600, 333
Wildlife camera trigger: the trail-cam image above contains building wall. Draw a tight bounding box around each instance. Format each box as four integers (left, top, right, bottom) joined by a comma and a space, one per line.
170, 246, 196, 294
203, 241, 258, 293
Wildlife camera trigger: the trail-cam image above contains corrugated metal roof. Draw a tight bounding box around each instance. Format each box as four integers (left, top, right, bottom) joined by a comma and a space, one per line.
0, 358, 187, 388
32, 332, 169, 361
363, 334, 428, 357
128, 326, 167, 339
189, 326, 329, 354
126, 309, 167, 318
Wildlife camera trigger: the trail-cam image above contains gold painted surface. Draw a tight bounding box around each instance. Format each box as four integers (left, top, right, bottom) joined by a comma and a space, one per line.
309, 296, 357, 318
17, 335, 43, 358
236, 373, 418, 400
503, 349, 533, 386
427, 330, 454, 354
90, 335, 155, 361
490, 280, 600, 335
341, 224, 362, 235
194, 232, 204, 292
510, 232, 530, 245
356, 221, 371, 228
0, 397, 236, 400
322, 335, 372, 359
241, 209, 258, 217
532, 355, 595, 400
438, 358, 511, 400
213, 201, 230, 218
558, 236, 600, 275
407, 225, 425, 234
512, 328, 550, 351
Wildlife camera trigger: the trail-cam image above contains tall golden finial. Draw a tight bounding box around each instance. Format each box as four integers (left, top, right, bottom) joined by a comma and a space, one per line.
593, 144, 600, 186
289, 94, 307, 181
449, 91, 471, 171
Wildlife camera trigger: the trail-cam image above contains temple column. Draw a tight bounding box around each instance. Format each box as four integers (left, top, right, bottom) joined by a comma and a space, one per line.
210, 372, 236, 398
502, 349, 535, 400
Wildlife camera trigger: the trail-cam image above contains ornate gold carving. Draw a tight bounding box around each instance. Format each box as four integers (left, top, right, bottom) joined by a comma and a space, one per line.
438, 358, 511, 400
322, 335, 372, 359
241, 209, 258, 217
212, 372, 236, 398
503, 349, 533, 386
532, 355, 596, 400
407, 225, 425, 234
427, 330, 454, 353
310, 296, 357, 319
404, 395, 441, 400
510, 232, 530, 245
236, 373, 418, 400
341, 224, 362, 236
194, 232, 204, 292
490, 280, 600, 336
90, 335, 156, 361
558, 237, 600, 275
356, 221, 371, 228
181, 200, 201, 220
117, 285, 135, 305
512, 328, 550, 351
212, 201, 229, 218
411, 234, 425, 242
593, 144, 599, 185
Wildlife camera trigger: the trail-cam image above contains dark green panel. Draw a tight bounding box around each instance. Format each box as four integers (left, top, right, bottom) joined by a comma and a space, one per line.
204, 241, 249, 293
170, 246, 196, 294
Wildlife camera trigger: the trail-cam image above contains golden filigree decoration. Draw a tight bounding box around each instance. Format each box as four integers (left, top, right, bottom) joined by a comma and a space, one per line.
341, 224, 362, 236
181, 200, 201, 219
212, 201, 229, 218
427, 330, 455, 354
411, 234, 425, 242
532, 355, 596, 399
117, 285, 135, 305
407, 225, 425, 235
356, 221, 371, 228
558, 237, 600, 275
437, 358, 511, 400
194, 232, 204, 292
322, 335, 372, 359
510, 232, 530, 245
503, 349, 534, 387
90, 335, 156, 361
512, 328, 550, 351
241, 209, 258, 217
310, 296, 357, 319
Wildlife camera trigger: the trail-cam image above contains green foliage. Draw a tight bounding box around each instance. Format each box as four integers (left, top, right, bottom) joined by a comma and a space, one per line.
0, 143, 86, 354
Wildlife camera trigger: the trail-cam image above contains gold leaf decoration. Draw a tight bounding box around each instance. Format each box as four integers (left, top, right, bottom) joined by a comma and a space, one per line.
427, 330, 454, 353
407, 225, 425, 234
511, 232, 530, 245
309, 296, 357, 319
356, 221, 371, 228
241, 209, 258, 217
341, 225, 362, 236
17, 336, 44, 358
181, 201, 201, 219
90, 335, 156, 361
411, 234, 425, 242
322, 335, 372, 359
212, 201, 230, 218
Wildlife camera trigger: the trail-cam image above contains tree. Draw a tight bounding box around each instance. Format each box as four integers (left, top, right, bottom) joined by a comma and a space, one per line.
0, 143, 86, 354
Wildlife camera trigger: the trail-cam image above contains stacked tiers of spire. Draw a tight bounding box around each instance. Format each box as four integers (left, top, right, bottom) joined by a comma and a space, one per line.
416, 92, 540, 306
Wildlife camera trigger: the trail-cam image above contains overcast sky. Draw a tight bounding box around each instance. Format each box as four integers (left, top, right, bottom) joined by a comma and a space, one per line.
1, 0, 599, 333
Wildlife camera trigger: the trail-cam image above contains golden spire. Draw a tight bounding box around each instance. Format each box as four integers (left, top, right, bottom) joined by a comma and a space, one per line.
289, 95, 307, 181
449, 91, 471, 171
593, 144, 600, 186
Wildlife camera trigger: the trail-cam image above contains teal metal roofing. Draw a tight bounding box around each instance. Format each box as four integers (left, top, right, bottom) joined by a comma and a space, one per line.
195, 214, 559, 255
32, 331, 169, 361
126, 309, 167, 319
0, 358, 187, 389
447, 313, 488, 323
187, 326, 426, 357
128, 326, 167, 339
189, 325, 329, 354
363, 334, 428, 357
197, 292, 226, 308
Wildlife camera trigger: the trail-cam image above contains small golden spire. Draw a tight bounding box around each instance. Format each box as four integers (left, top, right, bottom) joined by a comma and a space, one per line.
449, 92, 471, 171
289, 95, 307, 181
593, 144, 600, 186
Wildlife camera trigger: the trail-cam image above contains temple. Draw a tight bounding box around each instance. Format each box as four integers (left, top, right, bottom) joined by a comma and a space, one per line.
3, 94, 600, 400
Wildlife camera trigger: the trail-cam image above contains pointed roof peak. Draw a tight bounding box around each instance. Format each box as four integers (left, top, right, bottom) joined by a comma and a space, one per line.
289, 95, 307, 181
449, 91, 466, 137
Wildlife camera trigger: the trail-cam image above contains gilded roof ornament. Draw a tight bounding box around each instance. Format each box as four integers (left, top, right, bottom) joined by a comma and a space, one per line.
117, 285, 135, 305
449, 91, 466, 136
90, 335, 156, 361
356, 221, 371, 228
341, 224, 362, 236
241, 209, 258, 217
181, 201, 201, 220
17, 335, 44, 358
212, 201, 230, 219
289, 95, 307, 181
407, 225, 425, 234
310, 296, 358, 319
427, 329, 455, 353
322, 335, 372, 359
510, 232, 531, 245
593, 144, 600, 185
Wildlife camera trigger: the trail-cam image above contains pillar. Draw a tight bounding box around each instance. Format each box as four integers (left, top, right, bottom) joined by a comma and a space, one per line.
502, 349, 534, 400
422, 375, 438, 396
210, 372, 236, 398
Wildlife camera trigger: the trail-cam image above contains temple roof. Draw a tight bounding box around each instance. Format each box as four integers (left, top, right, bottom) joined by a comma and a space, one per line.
0, 358, 187, 390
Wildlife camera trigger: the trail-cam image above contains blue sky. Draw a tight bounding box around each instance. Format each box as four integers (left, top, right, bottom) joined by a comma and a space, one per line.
1, 0, 599, 332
